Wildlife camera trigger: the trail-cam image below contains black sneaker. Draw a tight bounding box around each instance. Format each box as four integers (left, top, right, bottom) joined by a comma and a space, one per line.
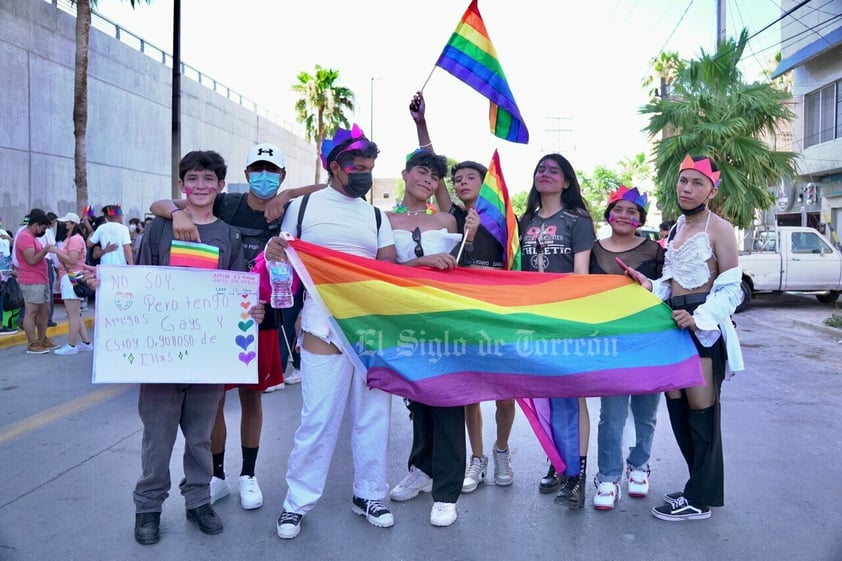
351, 496, 394, 528
276, 510, 303, 539
539, 465, 564, 494
134, 512, 160, 545
186, 503, 223, 535
663, 491, 684, 502
652, 496, 711, 521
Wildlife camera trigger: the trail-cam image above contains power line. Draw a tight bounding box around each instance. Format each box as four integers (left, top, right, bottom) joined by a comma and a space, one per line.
656, 0, 696, 55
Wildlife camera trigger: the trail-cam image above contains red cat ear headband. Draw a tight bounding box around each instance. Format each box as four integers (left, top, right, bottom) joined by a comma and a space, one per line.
679, 155, 721, 187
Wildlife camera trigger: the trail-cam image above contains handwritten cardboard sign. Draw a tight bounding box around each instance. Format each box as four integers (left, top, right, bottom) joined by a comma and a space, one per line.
92, 264, 260, 384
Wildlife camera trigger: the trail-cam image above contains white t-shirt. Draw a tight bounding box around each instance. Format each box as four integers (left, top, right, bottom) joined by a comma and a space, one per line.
90, 221, 132, 265
281, 186, 395, 342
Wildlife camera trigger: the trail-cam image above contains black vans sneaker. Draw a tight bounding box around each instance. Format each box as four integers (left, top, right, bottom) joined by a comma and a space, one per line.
352, 496, 394, 528
652, 496, 711, 521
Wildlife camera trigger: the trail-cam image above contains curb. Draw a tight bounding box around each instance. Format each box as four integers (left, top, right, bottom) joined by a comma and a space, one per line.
792, 318, 842, 340
0, 316, 95, 350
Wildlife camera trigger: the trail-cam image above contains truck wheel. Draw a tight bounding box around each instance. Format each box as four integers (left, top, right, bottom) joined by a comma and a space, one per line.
735, 280, 751, 313
816, 291, 840, 304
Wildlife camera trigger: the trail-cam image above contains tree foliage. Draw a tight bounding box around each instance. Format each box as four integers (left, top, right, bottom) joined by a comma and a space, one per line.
640, 30, 797, 229
292, 65, 355, 183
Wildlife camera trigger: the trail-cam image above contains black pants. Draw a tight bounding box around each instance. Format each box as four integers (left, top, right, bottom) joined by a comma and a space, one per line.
666, 296, 726, 508
407, 401, 466, 503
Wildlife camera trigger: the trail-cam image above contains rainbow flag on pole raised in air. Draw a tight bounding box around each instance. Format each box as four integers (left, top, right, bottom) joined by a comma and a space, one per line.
285, 239, 702, 407
435, 0, 529, 144
474, 150, 521, 270
169, 241, 220, 269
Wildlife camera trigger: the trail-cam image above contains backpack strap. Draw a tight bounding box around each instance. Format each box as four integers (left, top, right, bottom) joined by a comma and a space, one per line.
295, 193, 380, 239
217, 193, 244, 224
142, 217, 166, 266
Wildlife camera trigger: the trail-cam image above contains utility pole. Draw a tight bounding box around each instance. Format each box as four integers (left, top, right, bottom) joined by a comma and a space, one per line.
716, 0, 726, 46
170, 0, 181, 199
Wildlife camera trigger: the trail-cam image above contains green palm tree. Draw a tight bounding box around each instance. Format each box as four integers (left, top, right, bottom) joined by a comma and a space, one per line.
642, 51, 684, 100
640, 29, 797, 229
71, 1, 149, 212
292, 65, 355, 183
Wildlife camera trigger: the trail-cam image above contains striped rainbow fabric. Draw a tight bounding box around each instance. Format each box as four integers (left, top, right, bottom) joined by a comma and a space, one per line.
435, 0, 529, 144
285, 239, 702, 407
169, 240, 220, 269
474, 150, 521, 270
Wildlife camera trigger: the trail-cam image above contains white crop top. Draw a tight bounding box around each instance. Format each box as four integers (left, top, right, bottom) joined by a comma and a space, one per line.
663, 213, 717, 290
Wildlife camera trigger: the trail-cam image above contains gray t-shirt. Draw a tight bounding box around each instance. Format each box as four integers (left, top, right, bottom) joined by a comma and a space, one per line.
520, 209, 595, 273
138, 217, 246, 272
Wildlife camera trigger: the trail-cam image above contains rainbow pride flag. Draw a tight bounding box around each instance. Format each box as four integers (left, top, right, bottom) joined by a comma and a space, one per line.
435, 0, 529, 144
474, 150, 521, 270
285, 239, 702, 407
169, 240, 220, 269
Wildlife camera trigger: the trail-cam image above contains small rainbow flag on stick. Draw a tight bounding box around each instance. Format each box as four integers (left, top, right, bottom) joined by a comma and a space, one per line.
435, 0, 529, 144
474, 150, 521, 270
169, 241, 220, 269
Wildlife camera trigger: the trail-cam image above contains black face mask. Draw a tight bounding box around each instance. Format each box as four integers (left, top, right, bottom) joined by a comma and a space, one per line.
343, 172, 373, 198
35, 229, 47, 238
680, 203, 707, 216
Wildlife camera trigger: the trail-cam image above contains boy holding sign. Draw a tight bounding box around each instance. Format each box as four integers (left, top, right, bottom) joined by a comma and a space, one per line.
132, 151, 264, 545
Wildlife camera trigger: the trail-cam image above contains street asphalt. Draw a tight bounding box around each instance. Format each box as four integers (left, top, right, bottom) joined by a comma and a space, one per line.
0, 293, 840, 561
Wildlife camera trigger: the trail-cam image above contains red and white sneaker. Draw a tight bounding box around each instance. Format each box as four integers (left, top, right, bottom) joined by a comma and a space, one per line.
627, 465, 650, 498
593, 479, 621, 510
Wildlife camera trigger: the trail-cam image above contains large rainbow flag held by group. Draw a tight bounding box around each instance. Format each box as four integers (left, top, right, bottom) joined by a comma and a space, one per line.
285, 239, 702, 408
435, 0, 529, 144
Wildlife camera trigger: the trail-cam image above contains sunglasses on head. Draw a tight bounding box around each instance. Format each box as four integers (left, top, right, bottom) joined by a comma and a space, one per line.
411, 227, 424, 258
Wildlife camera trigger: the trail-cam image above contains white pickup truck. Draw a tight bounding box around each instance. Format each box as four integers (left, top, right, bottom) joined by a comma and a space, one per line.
737, 226, 842, 311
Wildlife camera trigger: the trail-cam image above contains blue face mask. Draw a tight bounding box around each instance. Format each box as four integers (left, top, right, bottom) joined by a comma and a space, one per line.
248, 170, 281, 199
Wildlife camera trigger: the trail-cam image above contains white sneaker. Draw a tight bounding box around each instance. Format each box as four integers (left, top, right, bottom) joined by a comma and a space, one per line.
78, 341, 94, 352
389, 467, 433, 502
284, 367, 301, 385
593, 480, 621, 510
492, 447, 514, 486
430, 502, 457, 527
263, 382, 284, 393
627, 465, 650, 498
462, 455, 488, 493
54, 344, 78, 355
239, 475, 263, 510
210, 475, 230, 504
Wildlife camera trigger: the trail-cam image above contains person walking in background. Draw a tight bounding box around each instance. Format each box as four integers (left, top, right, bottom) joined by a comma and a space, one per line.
51, 212, 95, 355
519, 154, 595, 508
386, 148, 465, 527
409, 91, 515, 493
658, 220, 674, 249
44, 212, 59, 327
88, 205, 133, 265
621, 155, 744, 521
590, 187, 664, 511
14, 209, 58, 354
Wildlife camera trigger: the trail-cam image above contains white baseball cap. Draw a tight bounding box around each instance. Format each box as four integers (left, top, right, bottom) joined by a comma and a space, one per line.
246, 143, 285, 169
57, 212, 81, 224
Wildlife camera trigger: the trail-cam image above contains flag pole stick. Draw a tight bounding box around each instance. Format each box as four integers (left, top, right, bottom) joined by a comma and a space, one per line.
455, 226, 470, 263
419, 65, 437, 92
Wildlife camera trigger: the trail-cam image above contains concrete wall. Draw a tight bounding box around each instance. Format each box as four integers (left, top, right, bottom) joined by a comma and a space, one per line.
0, 0, 316, 225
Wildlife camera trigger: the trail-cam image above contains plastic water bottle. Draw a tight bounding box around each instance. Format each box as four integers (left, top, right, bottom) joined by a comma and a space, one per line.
267, 259, 293, 308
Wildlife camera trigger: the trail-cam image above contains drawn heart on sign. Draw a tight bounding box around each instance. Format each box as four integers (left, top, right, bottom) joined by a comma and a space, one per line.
238, 319, 254, 331
240, 312, 250, 320
238, 351, 256, 365
235, 334, 255, 351
242, 293, 250, 300
240, 301, 250, 310
113, 291, 134, 312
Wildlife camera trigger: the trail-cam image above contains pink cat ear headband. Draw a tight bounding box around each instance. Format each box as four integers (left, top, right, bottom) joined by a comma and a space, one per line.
679, 155, 721, 187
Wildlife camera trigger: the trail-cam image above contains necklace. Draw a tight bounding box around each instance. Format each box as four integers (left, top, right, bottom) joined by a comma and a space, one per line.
394, 202, 437, 215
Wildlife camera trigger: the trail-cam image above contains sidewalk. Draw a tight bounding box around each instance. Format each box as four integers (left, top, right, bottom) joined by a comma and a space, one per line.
0, 299, 95, 350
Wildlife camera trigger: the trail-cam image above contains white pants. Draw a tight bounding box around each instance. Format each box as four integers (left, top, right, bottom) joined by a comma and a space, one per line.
283, 348, 391, 515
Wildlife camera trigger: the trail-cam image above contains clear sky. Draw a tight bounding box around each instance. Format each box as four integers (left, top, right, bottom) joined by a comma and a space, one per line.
93, 0, 783, 192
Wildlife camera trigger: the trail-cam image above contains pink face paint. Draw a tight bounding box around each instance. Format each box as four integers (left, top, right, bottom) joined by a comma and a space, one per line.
608, 215, 640, 228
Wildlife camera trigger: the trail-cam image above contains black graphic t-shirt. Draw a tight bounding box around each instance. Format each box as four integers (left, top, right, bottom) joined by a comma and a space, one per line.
213, 192, 280, 330
450, 204, 504, 269
520, 209, 595, 273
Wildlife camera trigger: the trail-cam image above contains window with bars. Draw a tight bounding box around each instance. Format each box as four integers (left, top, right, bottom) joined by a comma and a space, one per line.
804, 79, 842, 148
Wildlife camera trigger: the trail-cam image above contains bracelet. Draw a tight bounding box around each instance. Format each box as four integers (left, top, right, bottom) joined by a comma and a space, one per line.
418, 142, 432, 149
170, 208, 183, 218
